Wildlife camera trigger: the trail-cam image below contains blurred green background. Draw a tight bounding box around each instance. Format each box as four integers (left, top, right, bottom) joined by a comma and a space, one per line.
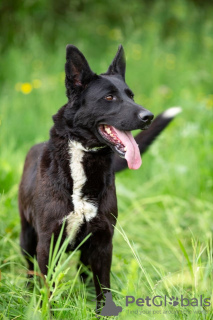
0, 0, 213, 319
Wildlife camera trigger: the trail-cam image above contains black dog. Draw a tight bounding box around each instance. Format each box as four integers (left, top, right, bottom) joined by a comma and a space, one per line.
19, 45, 180, 311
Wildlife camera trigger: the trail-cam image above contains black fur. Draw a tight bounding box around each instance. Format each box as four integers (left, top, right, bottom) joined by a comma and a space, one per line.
18, 45, 176, 311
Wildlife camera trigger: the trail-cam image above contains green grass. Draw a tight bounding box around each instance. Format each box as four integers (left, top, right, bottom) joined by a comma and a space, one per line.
0, 1, 213, 319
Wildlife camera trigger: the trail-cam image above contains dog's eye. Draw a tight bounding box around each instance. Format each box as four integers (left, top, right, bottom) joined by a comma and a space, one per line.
105, 95, 115, 101
130, 93, 134, 100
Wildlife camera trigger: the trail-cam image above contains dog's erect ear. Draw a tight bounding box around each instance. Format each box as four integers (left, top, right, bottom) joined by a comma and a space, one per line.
65, 45, 94, 97
105, 45, 126, 80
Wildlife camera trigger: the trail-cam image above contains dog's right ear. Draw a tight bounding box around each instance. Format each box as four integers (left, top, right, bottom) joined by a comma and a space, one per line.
105, 45, 126, 80
65, 45, 95, 98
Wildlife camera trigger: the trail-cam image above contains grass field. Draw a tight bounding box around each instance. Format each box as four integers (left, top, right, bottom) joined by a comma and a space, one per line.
0, 1, 213, 319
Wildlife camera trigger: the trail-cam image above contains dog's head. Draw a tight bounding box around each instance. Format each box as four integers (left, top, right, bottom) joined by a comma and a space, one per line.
57, 45, 154, 169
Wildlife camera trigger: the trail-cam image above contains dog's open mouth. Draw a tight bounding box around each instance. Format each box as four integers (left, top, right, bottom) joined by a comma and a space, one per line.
98, 124, 142, 170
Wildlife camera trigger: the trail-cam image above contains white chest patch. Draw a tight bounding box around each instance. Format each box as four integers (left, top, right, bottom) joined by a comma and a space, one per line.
65, 140, 98, 242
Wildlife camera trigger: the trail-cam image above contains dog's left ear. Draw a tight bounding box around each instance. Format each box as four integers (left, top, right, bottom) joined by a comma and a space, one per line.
65, 45, 95, 97
105, 45, 126, 80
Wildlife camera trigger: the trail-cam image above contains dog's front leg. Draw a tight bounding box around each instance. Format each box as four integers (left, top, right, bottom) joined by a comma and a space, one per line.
36, 236, 51, 275
89, 228, 113, 312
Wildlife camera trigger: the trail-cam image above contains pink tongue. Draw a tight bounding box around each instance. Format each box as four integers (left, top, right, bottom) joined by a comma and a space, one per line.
113, 128, 142, 170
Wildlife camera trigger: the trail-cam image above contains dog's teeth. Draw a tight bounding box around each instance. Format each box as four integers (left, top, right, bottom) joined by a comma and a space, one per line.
105, 127, 111, 134
124, 147, 127, 151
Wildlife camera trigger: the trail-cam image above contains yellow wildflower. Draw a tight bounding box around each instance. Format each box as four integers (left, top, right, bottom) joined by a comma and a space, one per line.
20, 83, 32, 94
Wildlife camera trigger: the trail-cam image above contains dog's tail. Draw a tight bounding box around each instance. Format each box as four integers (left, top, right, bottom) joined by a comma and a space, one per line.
113, 107, 182, 173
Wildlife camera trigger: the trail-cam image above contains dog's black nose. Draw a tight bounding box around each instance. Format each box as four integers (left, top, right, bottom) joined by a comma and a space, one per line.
138, 110, 154, 125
